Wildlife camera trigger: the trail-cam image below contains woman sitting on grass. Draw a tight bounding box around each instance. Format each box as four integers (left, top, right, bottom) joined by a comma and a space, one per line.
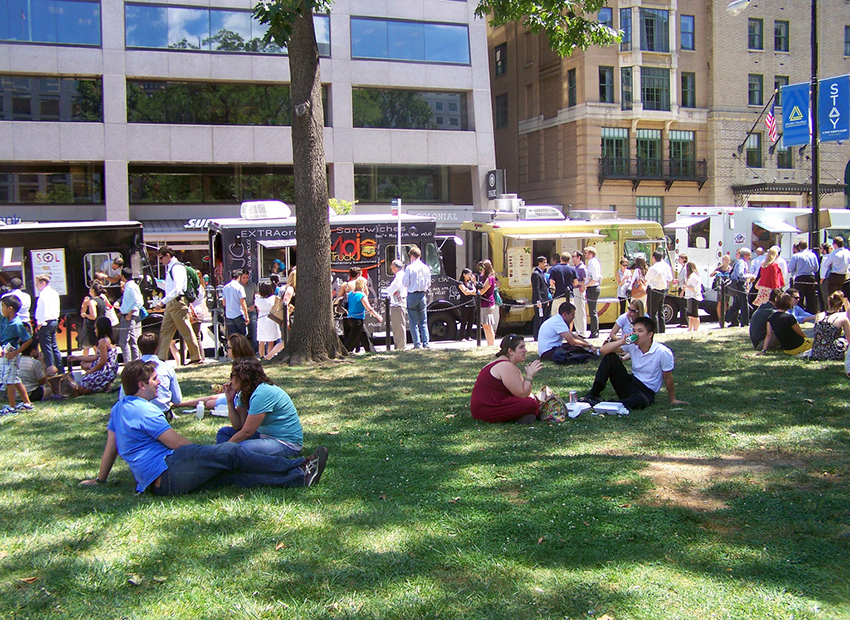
808, 292, 850, 362
215, 357, 303, 457
470, 334, 542, 424
758, 292, 812, 357
70, 316, 119, 395
177, 334, 255, 414
607, 298, 645, 341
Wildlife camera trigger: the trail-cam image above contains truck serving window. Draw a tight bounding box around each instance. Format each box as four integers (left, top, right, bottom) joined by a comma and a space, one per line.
85, 252, 122, 285
623, 240, 653, 265
0, 246, 23, 287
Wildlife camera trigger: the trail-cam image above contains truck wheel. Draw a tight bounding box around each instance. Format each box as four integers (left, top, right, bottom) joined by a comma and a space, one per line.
662, 301, 676, 325
428, 311, 457, 341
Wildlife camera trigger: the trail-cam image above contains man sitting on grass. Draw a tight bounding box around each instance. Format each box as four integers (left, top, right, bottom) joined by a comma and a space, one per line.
80, 360, 327, 495
579, 317, 687, 411
537, 302, 599, 361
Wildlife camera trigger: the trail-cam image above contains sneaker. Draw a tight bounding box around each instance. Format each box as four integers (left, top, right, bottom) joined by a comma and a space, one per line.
577, 394, 602, 407
0, 405, 18, 416
303, 446, 328, 487
16, 403, 33, 411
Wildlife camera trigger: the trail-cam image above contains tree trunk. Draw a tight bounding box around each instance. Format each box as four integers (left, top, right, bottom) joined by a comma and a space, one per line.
276, 6, 343, 364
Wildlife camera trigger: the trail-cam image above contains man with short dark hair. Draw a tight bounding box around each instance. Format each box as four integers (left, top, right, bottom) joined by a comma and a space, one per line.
788, 241, 819, 313
531, 255, 550, 340
749, 287, 782, 350
580, 317, 686, 410
118, 267, 143, 363
80, 360, 327, 494
645, 250, 673, 334
118, 333, 182, 421
222, 269, 249, 337
820, 236, 850, 298
725, 248, 753, 327
537, 302, 597, 361
548, 252, 577, 318
155, 246, 202, 364
34, 274, 62, 375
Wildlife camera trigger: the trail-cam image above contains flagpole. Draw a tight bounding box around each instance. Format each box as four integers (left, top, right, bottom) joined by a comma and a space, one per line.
735, 90, 777, 154
810, 0, 820, 250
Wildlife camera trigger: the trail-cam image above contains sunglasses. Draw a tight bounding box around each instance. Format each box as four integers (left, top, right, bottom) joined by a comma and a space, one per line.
627, 307, 639, 312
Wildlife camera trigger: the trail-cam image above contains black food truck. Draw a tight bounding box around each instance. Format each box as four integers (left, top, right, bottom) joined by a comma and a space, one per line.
208, 213, 465, 343
0, 220, 153, 355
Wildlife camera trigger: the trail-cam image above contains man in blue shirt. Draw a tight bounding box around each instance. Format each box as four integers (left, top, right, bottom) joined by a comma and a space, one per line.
118, 332, 182, 421
725, 248, 753, 327
547, 252, 577, 317
222, 269, 249, 337
80, 360, 327, 494
402, 246, 432, 349
118, 268, 144, 363
788, 241, 820, 314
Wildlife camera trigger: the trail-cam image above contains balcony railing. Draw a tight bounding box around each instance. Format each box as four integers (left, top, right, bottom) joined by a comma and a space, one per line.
598, 157, 707, 191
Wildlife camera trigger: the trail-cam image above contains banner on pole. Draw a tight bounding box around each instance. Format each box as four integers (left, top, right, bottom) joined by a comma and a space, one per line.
781, 82, 811, 147
819, 75, 850, 142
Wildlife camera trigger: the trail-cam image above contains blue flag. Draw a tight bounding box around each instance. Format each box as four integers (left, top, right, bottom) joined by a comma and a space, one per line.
781, 82, 810, 147
819, 75, 850, 142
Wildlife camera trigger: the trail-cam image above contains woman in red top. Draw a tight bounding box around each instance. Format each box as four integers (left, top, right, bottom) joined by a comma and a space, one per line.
754, 246, 785, 306
470, 335, 542, 424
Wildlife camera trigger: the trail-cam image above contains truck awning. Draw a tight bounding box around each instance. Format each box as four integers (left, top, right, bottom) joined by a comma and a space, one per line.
754, 221, 800, 234
258, 239, 298, 249
503, 232, 605, 241
663, 216, 709, 229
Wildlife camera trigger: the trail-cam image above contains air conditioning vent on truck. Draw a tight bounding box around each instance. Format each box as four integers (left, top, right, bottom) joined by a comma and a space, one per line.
518, 206, 566, 221
240, 201, 292, 220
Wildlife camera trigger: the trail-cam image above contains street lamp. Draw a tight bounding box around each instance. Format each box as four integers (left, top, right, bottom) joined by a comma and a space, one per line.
726, 0, 820, 248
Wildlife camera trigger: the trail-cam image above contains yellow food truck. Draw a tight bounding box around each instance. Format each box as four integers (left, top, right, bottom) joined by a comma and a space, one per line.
460, 213, 668, 328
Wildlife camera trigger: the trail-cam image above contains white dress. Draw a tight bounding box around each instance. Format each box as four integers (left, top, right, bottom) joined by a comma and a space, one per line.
255, 295, 281, 342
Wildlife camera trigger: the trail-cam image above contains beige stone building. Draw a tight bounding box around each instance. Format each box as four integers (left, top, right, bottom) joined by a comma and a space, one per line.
488, 0, 850, 225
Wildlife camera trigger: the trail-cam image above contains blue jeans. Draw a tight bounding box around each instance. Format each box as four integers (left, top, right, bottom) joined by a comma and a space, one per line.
153, 442, 306, 495
215, 426, 301, 458
37, 320, 63, 372
226, 317, 247, 337
407, 291, 429, 348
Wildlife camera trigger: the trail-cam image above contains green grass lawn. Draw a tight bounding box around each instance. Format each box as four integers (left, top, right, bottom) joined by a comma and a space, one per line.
1, 328, 849, 619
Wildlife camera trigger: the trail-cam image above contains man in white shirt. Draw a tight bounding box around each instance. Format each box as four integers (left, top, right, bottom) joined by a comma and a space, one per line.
402, 246, 432, 349
645, 250, 673, 334
222, 269, 249, 337
537, 302, 598, 361
3, 277, 31, 324
584, 246, 602, 338
749, 247, 766, 275
34, 274, 62, 375
580, 316, 687, 410
118, 268, 144, 363
99, 256, 124, 285
154, 246, 202, 365
820, 236, 850, 297
385, 260, 408, 351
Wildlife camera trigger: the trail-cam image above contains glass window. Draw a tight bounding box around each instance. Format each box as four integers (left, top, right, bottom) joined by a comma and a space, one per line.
774, 20, 789, 52
681, 72, 696, 108
354, 165, 450, 203
494, 42, 507, 77
748, 74, 763, 106
128, 164, 296, 204
748, 18, 763, 50
774, 75, 789, 106
621, 67, 632, 111
599, 8, 612, 29
351, 18, 469, 65
746, 133, 762, 168
636, 129, 662, 177
0, 74, 102, 121
601, 127, 629, 175
124, 5, 327, 56
352, 88, 466, 131
669, 130, 695, 177
640, 9, 669, 53
494, 93, 508, 129
0, 163, 103, 204
2, 0, 100, 46
777, 137, 793, 169
846, 26, 850, 57
567, 68, 576, 107
636, 196, 663, 224
619, 8, 632, 51
680, 15, 695, 50
599, 66, 614, 103
641, 67, 670, 111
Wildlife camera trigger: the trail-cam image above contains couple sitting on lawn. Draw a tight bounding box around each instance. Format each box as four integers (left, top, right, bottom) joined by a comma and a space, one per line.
470, 312, 686, 424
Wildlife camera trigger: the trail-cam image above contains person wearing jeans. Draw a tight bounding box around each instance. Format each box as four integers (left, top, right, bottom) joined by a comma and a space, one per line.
402, 246, 431, 349
118, 268, 144, 363
80, 360, 327, 494
34, 274, 63, 375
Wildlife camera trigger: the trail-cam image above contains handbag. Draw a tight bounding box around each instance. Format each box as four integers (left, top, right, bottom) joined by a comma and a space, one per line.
552, 344, 598, 365
269, 296, 286, 325
631, 279, 646, 298
494, 288, 503, 306
536, 386, 568, 423
47, 372, 79, 399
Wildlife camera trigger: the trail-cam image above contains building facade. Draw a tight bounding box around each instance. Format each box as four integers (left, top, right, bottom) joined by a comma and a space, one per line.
488, 0, 850, 224
0, 0, 495, 261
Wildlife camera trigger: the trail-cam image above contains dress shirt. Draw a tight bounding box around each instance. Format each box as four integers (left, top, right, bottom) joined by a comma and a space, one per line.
574, 262, 587, 286
3, 289, 31, 321
118, 354, 182, 414
385, 270, 407, 308
119, 280, 144, 317
222, 279, 247, 320
820, 247, 850, 278
586, 257, 602, 286
789, 305, 814, 323
621, 340, 675, 393
402, 258, 432, 293
730, 258, 750, 282
162, 257, 188, 304
750, 255, 766, 275
776, 256, 789, 287
645, 260, 673, 291
788, 250, 819, 278
35, 285, 60, 326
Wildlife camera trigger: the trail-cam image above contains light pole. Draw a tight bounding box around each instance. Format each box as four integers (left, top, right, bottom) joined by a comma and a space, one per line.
726, 0, 820, 248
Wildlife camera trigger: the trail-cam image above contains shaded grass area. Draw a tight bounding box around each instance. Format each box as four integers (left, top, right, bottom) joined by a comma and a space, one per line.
0, 328, 848, 619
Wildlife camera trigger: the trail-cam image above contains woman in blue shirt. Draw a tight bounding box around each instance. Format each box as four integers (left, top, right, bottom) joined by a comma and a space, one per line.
215, 357, 303, 457
342, 276, 383, 353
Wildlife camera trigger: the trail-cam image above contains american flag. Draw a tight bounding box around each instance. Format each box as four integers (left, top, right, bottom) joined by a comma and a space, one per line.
765, 100, 778, 143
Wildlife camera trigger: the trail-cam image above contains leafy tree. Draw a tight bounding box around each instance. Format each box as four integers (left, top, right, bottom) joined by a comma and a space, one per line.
254, 0, 617, 364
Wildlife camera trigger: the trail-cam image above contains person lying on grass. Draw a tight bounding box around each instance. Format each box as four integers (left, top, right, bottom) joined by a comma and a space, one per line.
579, 316, 688, 411
80, 360, 327, 495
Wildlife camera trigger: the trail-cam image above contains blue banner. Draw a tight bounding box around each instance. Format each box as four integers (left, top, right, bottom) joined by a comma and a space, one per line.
782, 82, 810, 147
819, 75, 850, 142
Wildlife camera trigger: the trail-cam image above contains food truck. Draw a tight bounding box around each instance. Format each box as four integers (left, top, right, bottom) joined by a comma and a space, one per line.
208, 208, 464, 340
